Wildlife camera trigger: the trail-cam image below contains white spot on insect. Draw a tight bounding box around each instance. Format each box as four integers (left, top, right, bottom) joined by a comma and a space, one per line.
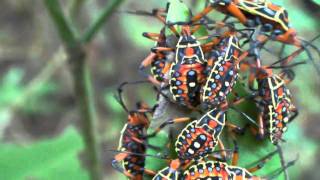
219, 92, 224, 97
194, 142, 200, 149
189, 82, 196, 87
188, 149, 195, 154
283, 117, 289, 123
225, 82, 230, 87
282, 127, 288, 132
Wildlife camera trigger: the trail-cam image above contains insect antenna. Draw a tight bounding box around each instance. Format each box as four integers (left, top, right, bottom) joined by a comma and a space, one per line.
108, 149, 234, 161
228, 106, 259, 128
108, 149, 170, 160
115, 81, 151, 113
264, 154, 299, 180
270, 34, 320, 70
268, 61, 307, 69
276, 144, 289, 180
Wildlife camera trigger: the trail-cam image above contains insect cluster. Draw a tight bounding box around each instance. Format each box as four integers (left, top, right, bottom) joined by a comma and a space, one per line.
111, 1, 319, 180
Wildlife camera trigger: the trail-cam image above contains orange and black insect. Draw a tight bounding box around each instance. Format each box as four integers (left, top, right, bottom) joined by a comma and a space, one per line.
143, 26, 208, 107
201, 35, 242, 109
183, 142, 296, 180
192, 0, 320, 74
130, 7, 207, 108
167, 25, 207, 107
111, 82, 157, 180
134, 7, 178, 85
192, 0, 298, 45
244, 65, 297, 145
140, 27, 169, 83
149, 106, 252, 180
238, 36, 319, 144
149, 109, 228, 180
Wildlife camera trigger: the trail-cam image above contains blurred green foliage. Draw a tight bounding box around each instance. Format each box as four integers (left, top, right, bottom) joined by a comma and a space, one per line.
0, 68, 58, 114
0, 127, 89, 180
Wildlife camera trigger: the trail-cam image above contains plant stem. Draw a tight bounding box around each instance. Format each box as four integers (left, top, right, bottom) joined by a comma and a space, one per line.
44, 0, 102, 179
81, 0, 126, 43
68, 46, 102, 180
44, 0, 77, 47
69, 0, 86, 21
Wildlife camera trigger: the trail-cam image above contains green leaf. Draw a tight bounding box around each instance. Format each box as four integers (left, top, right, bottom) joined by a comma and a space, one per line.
165, 0, 191, 36
144, 130, 169, 171
0, 127, 89, 180
166, 0, 190, 24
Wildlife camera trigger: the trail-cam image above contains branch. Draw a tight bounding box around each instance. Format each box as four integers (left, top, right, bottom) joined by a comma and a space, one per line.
44, 1, 102, 179
81, 0, 126, 43
44, 0, 77, 47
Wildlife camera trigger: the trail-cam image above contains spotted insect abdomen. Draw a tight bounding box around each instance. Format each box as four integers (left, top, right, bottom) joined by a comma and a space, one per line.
260, 75, 294, 144
175, 120, 217, 161
183, 161, 230, 180
265, 98, 291, 144
170, 63, 206, 107
150, 57, 167, 82
119, 124, 146, 177
175, 109, 225, 161
201, 36, 241, 109
227, 166, 254, 180
152, 166, 180, 180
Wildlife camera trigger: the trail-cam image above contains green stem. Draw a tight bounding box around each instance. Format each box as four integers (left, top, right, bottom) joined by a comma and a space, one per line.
44, 0, 102, 179
68, 46, 102, 180
44, 0, 77, 47
81, 0, 126, 43
69, 0, 86, 21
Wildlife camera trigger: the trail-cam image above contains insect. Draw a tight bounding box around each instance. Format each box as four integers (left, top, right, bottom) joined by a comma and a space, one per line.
201, 35, 242, 109
130, 4, 256, 109
131, 7, 209, 108
168, 25, 207, 107
149, 105, 253, 180
183, 142, 297, 180
149, 109, 228, 180
238, 36, 320, 144
141, 28, 169, 83
135, 8, 179, 85
111, 82, 157, 179
246, 65, 297, 145
191, 0, 320, 74
191, 0, 299, 46
142, 24, 209, 108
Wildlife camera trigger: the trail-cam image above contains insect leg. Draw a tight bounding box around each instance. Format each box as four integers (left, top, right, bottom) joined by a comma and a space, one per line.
288, 107, 298, 123
265, 155, 299, 180
146, 117, 193, 138
143, 168, 157, 176
224, 2, 248, 25
246, 149, 279, 173
257, 111, 265, 140
217, 139, 227, 161
112, 153, 135, 179
191, 5, 215, 23
231, 140, 239, 166
142, 32, 160, 41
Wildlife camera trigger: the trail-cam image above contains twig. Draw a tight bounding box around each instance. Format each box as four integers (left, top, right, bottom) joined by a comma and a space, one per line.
44, 0, 106, 179
44, 0, 77, 47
